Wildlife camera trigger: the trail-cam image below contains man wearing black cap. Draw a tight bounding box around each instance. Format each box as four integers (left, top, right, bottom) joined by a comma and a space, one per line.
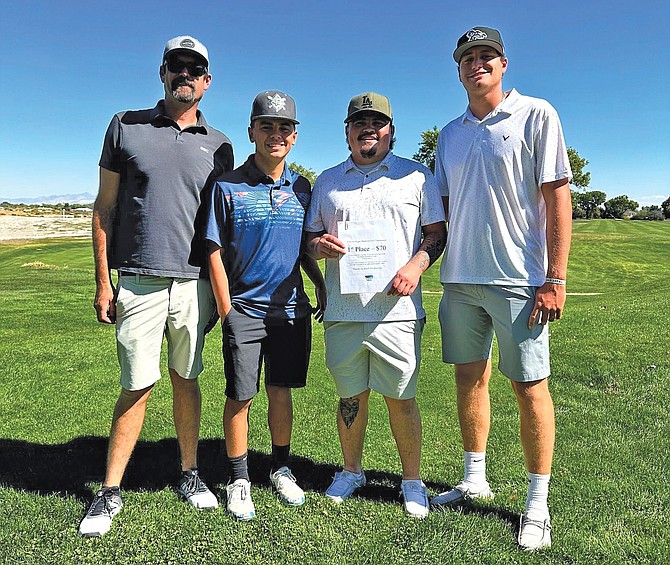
432, 27, 572, 550
304, 92, 446, 518
79, 35, 233, 537
206, 91, 325, 521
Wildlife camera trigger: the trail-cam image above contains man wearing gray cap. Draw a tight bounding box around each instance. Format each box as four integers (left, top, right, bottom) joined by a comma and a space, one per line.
79, 35, 233, 537
206, 91, 325, 521
304, 92, 445, 518
432, 26, 572, 550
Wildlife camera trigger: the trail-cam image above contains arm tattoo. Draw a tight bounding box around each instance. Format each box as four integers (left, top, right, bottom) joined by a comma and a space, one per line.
421, 234, 446, 265
339, 397, 360, 429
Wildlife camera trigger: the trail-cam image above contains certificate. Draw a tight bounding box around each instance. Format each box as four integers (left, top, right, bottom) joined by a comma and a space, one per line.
337, 219, 395, 294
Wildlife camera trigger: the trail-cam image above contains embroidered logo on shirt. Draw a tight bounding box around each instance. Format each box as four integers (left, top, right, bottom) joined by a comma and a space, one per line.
503, 135, 510, 141
466, 29, 488, 42
268, 93, 287, 112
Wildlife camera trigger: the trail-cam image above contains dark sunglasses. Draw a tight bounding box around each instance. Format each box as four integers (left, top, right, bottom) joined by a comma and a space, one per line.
164, 59, 208, 77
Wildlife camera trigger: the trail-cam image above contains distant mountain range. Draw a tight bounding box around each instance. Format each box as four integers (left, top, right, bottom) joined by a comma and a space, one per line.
0, 192, 96, 205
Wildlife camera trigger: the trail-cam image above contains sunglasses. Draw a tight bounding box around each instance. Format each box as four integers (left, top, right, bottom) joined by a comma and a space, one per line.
164, 58, 208, 77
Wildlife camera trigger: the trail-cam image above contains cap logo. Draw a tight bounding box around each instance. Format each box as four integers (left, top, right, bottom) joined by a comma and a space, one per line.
466, 29, 488, 42
180, 38, 196, 48
268, 93, 287, 112
361, 95, 373, 109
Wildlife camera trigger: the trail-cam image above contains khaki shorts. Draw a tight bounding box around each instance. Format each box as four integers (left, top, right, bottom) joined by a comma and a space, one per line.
324, 319, 425, 400
439, 283, 550, 382
115, 274, 215, 390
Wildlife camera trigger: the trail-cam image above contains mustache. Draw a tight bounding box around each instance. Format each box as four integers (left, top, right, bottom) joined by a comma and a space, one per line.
357, 131, 378, 141
171, 77, 195, 90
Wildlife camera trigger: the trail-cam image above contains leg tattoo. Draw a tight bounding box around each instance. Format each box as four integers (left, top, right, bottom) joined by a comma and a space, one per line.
339, 397, 360, 429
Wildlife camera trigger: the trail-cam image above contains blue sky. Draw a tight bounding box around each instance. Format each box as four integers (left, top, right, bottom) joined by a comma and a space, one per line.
1, 0, 668, 207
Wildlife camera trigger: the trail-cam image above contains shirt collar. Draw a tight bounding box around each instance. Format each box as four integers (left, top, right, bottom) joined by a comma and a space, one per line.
462, 88, 518, 123
239, 155, 291, 187
343, 151, 395, 174
151, 100, 208, 133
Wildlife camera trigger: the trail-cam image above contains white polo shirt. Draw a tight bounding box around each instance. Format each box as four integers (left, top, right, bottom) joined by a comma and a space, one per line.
305, 152, 445, 322
435, 89, 572, 286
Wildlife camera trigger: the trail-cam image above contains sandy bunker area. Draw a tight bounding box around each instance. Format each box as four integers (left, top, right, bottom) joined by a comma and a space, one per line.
0, 215, 91, 242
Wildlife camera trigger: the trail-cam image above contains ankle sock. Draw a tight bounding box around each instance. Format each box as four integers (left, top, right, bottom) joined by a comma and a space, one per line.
525, 472, 550, 520
228, 452, 250, 482
463, 451, 487, 487
271, 443, 290, 471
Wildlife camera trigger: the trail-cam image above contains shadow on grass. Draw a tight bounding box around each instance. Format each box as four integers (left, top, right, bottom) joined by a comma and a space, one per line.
0, 436, 519, 528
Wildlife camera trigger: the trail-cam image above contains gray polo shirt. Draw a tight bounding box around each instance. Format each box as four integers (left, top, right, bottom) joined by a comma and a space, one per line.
100, 101, 233, 278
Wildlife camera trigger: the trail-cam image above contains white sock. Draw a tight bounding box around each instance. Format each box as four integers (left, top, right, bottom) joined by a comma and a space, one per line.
525, 472, 550, 520
463, 451, 487, 487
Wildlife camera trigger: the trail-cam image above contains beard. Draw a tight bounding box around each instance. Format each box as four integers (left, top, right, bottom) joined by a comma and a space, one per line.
170, 78, 200, 103
359, 147, 378, 159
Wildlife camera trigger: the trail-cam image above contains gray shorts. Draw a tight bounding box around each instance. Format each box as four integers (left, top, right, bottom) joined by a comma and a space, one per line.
222, 307, 311, 401
115, 274, 215, 390
324, 319, 425, 400
439, 284, 550, 382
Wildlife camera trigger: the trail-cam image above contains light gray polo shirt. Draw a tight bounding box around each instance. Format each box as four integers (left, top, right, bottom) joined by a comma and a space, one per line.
305, 152, 445, 322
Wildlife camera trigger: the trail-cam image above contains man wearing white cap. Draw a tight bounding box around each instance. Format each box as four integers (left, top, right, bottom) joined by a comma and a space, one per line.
432, 26, 572, 551
79, 35, 233, 537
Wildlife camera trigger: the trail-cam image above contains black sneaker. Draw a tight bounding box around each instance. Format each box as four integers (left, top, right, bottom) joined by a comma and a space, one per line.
78, 487, 123, 537
177, 469, 219, 509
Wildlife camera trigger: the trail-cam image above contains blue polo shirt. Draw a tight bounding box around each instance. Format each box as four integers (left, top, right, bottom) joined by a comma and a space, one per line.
205, 156, 312, 319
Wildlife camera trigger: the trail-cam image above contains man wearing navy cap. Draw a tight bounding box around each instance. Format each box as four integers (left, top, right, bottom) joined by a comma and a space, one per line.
79, 35, 233, 537
206, 91, 325, 521
432, 26, 572, 550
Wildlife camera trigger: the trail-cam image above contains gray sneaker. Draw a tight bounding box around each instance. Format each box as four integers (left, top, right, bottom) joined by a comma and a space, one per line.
78, 487, 123, 537
225, 479, 256, 521
270, 466, 305, 506
177, 468, 218, 509
431, 481, 494, 508
325, 470, 366, 503
518, 513, 552, 550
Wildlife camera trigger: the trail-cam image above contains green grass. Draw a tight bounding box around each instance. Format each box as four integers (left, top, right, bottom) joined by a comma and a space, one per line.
0, 220, 669, 564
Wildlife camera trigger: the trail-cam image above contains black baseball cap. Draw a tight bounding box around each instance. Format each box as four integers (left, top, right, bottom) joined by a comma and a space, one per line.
453, 27, 504, 62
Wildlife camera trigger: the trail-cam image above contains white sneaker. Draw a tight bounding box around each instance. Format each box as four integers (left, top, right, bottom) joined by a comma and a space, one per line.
78, 487, 123, 537
431, 480, 494, 508
325, 469, 366, 503
401, 480, 429, 519
270, 466, 305, 506
518, 513, 552, 550
177, 469, 219, 509
225, 479, 256, 521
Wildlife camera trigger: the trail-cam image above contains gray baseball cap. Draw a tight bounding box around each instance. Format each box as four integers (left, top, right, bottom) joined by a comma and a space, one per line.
453, 26, 504, 62
345, 92, 393, 123
163, 36, 209, 66
250, 91, 299, 124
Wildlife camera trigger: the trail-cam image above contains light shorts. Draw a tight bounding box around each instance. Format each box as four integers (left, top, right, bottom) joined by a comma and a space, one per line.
439, 283, 550, 382
324, 319, 425, 400
115, 274, 215, 390
222, 307, 311, 401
